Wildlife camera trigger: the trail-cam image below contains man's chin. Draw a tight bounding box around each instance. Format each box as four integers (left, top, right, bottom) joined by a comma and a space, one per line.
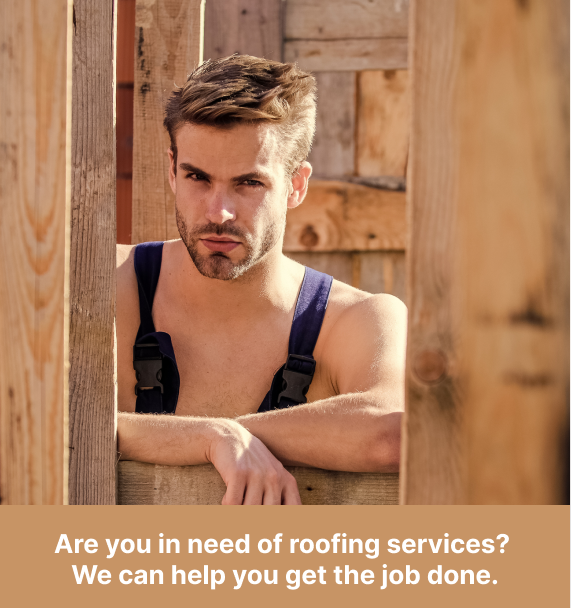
192, 252, 251, 281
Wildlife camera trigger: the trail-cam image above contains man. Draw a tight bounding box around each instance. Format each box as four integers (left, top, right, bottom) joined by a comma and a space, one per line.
117, 55, 406, 505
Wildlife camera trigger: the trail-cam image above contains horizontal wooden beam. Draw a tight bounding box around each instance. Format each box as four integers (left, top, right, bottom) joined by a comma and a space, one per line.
284, 180, 406, 253
285, 0, 409, 40
284, 38, 408, 71
118, 461, 399, 505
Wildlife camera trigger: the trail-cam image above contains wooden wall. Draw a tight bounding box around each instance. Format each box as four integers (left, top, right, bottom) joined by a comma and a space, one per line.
118, 0, 410, 301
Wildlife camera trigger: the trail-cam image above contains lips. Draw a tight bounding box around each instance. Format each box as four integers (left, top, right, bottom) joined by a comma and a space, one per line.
200, 237, 240, 253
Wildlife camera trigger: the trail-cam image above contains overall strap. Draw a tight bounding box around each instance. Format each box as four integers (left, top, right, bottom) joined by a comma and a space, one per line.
134, 241, 163, 339
258, 267, 333, 412
133, 242, 180, 414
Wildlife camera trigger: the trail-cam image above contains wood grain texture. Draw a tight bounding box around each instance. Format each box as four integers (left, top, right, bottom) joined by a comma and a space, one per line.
118, 461, 399, 505
285, 0, 409, 40
309, 72, 356, 179
356, 70, 410, 178
68, 0, 117, 505
284, 180, 406, 252
403, 0, 569, 505
284, 38, 408, 72
0, 0, 70, 504
288, 252, 406, 302
132, 0, 204, 244
204, 0, 283, 61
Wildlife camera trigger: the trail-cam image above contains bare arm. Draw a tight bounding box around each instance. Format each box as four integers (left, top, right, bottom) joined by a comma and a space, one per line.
118, 413, 301, 505
237, 293, 407, 472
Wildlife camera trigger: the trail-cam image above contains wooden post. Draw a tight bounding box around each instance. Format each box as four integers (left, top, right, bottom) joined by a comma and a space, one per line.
0, 0, 72, 504
131, 0, 204, 244
68, 0, 117, 505
403, 0, 569, 504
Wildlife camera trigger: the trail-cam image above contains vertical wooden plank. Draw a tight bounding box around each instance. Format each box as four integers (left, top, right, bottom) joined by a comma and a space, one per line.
403, 0, 569, 505
132, 0, 204, 244
0, 0, 71, 504
356, 70, 410, 178
359, 252, 406, 302
204, 0, 283, 61
309, 72, 356, 179
68, 0, 117, 505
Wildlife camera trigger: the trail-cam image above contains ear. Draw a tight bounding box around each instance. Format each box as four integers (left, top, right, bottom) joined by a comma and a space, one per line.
287, 161, 312, 209
168, 148, 177, 195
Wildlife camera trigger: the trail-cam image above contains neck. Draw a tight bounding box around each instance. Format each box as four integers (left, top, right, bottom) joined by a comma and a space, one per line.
171, 239, 301, 318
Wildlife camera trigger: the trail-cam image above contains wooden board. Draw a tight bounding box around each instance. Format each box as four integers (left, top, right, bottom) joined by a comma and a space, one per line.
0, 0, 71, 504
132, 0, 204, 244
288, 252, 406, 302
68, 0, 117, 505
284, 38, 408, 72
204, 0, 283, 61
356, 70, 410, 178
285, 0, 409, 40
118, 461, 399, 505
284, 180, 406, 252
403, 0, 569, 505
309, 72, 356, 179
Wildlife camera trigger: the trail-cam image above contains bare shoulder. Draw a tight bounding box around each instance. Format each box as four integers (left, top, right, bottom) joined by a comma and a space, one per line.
117, 243, 136, 271
325, 280, 407, 340
317, 280, 407, 394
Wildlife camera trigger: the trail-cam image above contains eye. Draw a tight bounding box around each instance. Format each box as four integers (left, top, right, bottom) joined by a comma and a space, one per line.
242, 179, 263, 187
185, 172, 208, 182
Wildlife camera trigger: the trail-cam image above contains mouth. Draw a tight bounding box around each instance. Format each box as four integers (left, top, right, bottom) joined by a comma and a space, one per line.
200, 236, 241, 253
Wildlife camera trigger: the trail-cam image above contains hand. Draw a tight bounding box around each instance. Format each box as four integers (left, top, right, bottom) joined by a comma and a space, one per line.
207, 420, 301, 505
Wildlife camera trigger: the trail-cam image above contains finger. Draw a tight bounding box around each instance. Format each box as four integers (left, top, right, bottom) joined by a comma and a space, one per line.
262, 483, 282, 505
243, 473, 264, 505
282, 478, 302, 505
261, 468, 282, 505
222, 476, 246, 505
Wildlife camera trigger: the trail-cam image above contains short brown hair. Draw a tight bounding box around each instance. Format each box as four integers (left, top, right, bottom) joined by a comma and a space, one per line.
164, 54, 317, 176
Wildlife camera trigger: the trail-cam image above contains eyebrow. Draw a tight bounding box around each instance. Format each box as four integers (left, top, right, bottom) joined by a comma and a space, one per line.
179, 162, 211, 180
179, 162, 272, 184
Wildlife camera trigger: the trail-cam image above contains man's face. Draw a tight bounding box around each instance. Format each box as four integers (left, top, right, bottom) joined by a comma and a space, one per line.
169, 122, 293, 281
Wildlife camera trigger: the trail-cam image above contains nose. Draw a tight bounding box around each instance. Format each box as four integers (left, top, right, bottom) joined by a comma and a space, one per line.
204, 187, 236, 225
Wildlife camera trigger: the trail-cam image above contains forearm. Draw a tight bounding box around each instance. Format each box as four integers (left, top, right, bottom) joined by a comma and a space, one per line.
236, 392, 402, 473
118, 411, 230, 466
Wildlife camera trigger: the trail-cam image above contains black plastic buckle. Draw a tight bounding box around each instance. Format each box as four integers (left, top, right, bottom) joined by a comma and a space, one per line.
277, 354, 316, 404
133, 343, 164, 395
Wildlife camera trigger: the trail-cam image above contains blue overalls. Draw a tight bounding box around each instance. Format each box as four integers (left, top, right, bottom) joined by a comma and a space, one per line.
133, 241, 333, 414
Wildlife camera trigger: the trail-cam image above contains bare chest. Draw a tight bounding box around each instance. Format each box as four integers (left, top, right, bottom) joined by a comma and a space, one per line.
152, 296, 333, 417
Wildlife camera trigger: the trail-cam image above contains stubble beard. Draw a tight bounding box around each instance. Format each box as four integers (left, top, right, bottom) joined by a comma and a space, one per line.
175, 204, 286, 281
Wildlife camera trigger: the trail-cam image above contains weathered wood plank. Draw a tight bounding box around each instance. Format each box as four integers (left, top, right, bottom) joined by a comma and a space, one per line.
284, 180, 406, 252
403, 0, 569, 505
359, 251, 406, 301
0, 0, 71, 504
68, 0, 117, 505
288, 252, 406, 302
287, 253, 354, 287
118, 461, 399, 505
284, 38, 408, 72
285, 0, 409, 40
132, 0, 204, 244
356, 70, 410, 178
204, 0, 283, 61
309, 72, 356, 179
